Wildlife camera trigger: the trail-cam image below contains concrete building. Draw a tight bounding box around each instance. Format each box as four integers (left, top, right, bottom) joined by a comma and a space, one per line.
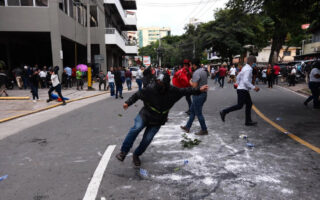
296, 25, 320, 60
0, 0, 137, 76
137, 27, 170, 48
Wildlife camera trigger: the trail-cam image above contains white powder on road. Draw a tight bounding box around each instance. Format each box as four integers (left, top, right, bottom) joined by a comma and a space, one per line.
154, 174, 192, 181
255, 175, 281, 183
202, 177, 214, 185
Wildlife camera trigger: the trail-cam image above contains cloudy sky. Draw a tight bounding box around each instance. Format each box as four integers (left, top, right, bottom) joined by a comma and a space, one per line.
136, 0, 229, 35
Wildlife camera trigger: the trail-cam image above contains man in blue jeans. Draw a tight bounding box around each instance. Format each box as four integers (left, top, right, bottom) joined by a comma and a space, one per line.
181, 62, 209, 135
116, 72, 208, 166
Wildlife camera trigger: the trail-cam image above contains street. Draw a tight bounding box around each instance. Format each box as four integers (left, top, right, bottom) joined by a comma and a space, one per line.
0, 79, 319, 200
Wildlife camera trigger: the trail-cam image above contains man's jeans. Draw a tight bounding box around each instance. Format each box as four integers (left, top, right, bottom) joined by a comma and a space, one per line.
121, 114, 161, 156
115, 84, 123, 98
126, 78, 132, 90
186, 92, 208, 131
306, 82, 320, 108
109, 82, 115, 96
223, 89, 252, 123
136, 79, 142, 91
218, 76, 225, 88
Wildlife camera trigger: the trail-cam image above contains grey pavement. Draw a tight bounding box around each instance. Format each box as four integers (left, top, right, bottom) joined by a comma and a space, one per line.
0, 79, 319, 200
0, 81, 136, 120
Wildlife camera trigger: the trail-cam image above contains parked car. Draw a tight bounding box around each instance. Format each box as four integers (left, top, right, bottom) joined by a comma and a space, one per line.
129, 66, 139, 77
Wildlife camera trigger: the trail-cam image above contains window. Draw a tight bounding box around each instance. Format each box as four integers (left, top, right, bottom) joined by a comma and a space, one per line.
63, 0, 68, 14
36, 0, 48, 6
90, 5, 98, 27
283, 51, 291, 56
21, 0, 33, 6
8, 0, 20, 6
69, 0, 73, 18
0, 0, 5, 6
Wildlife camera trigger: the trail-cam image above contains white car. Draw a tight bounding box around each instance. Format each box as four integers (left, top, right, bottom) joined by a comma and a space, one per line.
130, 67, 139, 77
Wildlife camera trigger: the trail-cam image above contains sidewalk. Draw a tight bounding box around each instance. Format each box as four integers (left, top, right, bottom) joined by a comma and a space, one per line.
0, 81, 136, 121
278, 81, 311, 96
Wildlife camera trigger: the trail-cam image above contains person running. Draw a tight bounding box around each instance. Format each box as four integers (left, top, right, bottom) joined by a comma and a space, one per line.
125, 68, 132, 90
46, 67, 66, 105
115, 72, 208, 166
304, 61, 320, 109
172, 59, 193, 115
220, 55, 260, 126
180, 62, 209, 135
107, 67, 115, 96
218, 63, 227, 88
98, 71, 107, 91
30, 69, 40, 102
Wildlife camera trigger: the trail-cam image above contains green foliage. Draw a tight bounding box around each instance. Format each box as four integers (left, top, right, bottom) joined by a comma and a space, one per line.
180, 134, 201, 149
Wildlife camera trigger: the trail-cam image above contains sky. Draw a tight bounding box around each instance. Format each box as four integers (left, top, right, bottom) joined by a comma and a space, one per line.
136, 0, 229, 36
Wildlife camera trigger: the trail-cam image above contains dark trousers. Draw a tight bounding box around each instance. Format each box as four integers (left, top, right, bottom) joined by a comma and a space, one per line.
40, 77, 47, 88
99, 81, 106, 90
77, 79, 83, 90
305, 82, 320, 108
121, 114, 161, 156
218, 76, 225, 88
30, 85, 39, 100
185, 94, 192, 112
267, 76, 273, 88
115, 84, 123, 98
223, 89, 253, 123
22, 77, 29, 89
289, 75, 296, 86
136, 79, 142, 91
126, 78, 132, 90
48, 84, 64, 102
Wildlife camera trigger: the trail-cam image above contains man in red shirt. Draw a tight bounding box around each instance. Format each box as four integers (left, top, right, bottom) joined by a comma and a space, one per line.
273, 64, 280, 85
218, 63, 227, 88
172, 59, 193, 114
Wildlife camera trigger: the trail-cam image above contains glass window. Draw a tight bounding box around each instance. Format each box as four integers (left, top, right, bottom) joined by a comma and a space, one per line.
283, 51, 291, 56
63, 0, 68, 14
69, 0, 74, 18
36, 0, 48, 6
90, 6, 98, 27
0, 0, 5, 6
8, 0, 20, 6
21, 0, 33, 6
59, 2, 63, 10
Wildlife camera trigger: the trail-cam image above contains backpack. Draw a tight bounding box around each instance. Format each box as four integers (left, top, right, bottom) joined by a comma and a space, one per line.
172, 69, 190, 88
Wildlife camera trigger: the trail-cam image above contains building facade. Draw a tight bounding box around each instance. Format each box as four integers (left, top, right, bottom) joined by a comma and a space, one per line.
137, 27, 170, 48
0, 0, 137, 76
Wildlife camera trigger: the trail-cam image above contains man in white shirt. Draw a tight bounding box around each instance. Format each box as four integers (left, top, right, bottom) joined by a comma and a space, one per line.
46, 67, 66, 105
211, 67, 215, 79
136, 66, 144, 91
220, 55, 260, 126
39, 67, 47, 88
289, 67, 297, 86
304, 61, 320, 109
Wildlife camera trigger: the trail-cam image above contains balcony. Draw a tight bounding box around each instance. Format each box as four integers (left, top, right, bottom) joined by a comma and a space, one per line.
105, 28, 138, 55
104, 0, 137, 30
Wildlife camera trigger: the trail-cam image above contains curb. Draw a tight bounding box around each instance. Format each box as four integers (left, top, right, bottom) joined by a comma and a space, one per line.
0, 97, 30, 100
0, 87, 136, 124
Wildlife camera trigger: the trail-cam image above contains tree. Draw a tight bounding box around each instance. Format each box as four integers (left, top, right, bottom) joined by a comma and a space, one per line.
227, 0, 318, 64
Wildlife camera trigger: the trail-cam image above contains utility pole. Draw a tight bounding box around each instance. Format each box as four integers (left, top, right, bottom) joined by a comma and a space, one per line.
87, 0, 93, 90
159, 35, 162, 67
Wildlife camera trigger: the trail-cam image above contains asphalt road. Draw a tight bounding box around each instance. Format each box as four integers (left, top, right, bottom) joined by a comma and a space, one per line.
0, 80, 319, 200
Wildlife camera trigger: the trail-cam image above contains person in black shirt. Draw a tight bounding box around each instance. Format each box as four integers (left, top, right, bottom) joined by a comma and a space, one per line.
114, 66, 123, 99
30, 69, 40, 102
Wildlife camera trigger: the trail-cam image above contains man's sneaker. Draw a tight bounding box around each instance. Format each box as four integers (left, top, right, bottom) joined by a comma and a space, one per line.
180, 126, 190, 133
185, 110, 191, 115
115, 152, 127, 162
245, 121, 257, 126
62, 101, 66, 106
195, 130, 208, 135
33, 100, 36, 103
220, 111, 226, 122
46, 99, 52, 103
132, 154, 141, 166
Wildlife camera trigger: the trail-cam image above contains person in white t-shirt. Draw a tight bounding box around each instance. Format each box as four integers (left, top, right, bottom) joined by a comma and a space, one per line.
210, 67, 215, 79
107, 67, 115, 96
289, 67, 297, 86
46, 67, 66, 105
304, 61, 320, 108
229, 65, 237, 83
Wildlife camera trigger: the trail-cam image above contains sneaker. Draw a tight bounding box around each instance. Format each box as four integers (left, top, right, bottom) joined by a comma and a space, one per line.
245, 121, 257, 126
132, 154, 141, 167
120, 96, 123, 99
195, 130, 208, 135
220, 111, 226, 122
33, 100, 36, 103
185, 111, 190, 115
116, 152, 127, 161
303, 101, 308, 106
180, 126, 190, 133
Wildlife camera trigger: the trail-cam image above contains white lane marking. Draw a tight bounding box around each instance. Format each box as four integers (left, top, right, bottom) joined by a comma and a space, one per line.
101, 197, 106, 200
276, 85, 308, 98
83, 145, 116, 200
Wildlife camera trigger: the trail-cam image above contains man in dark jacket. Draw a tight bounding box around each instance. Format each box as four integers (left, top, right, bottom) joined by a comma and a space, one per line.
115, 72, 208, 166
114, 67, 123, 99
